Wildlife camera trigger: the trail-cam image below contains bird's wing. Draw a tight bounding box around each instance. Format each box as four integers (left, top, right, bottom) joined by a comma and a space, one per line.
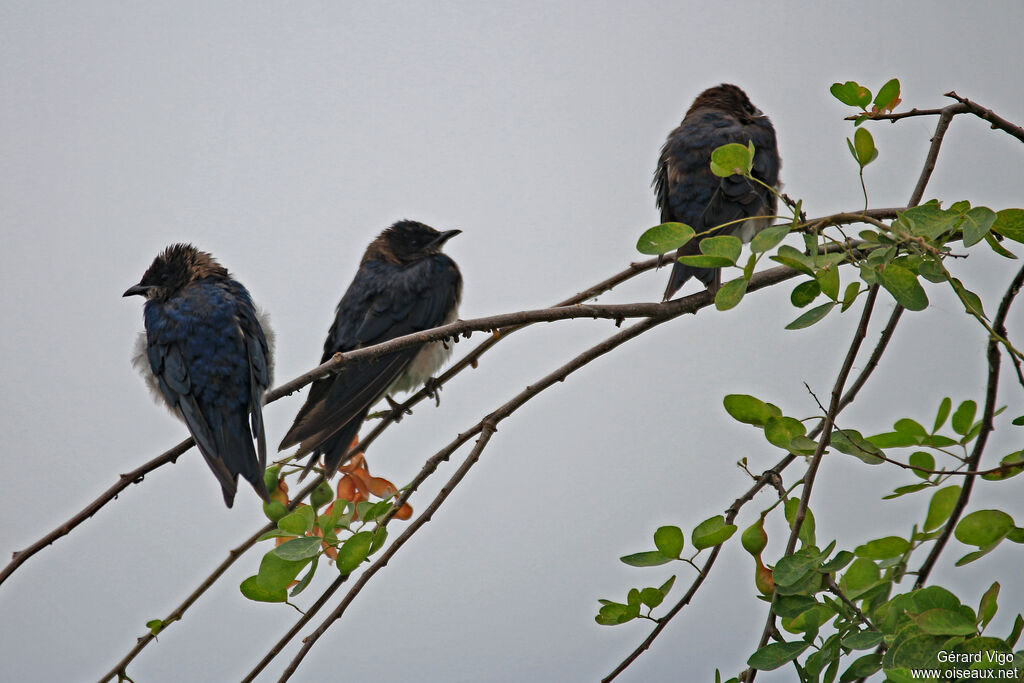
280, 257, 461, 475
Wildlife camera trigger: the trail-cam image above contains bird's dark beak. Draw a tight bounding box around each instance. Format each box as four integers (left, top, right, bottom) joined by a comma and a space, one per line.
430, 229, 462, 248
123, 283, 150, 298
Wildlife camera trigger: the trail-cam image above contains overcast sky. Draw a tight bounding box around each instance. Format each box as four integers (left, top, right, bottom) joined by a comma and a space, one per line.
2, 2, 1023, 681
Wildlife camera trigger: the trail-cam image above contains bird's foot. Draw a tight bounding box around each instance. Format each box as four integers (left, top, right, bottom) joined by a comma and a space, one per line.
385, 395, 413, 422
424, 377, 443, 406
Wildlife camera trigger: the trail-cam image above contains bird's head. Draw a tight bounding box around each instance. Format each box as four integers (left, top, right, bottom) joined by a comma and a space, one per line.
123, 243, 228, 301
366, 220, 462, 265
689, 84, 764, 123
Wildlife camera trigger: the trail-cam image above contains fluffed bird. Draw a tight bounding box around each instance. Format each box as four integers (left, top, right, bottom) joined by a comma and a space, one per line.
655, 83, 781, 299
125, 244, 273, 507
280, 220, 463, 478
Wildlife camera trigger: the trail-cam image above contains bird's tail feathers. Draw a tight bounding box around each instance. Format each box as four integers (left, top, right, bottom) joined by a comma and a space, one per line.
663, 262, 718, 301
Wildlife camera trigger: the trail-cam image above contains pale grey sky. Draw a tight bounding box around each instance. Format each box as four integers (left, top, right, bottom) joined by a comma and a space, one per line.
1, 2, 1022, 681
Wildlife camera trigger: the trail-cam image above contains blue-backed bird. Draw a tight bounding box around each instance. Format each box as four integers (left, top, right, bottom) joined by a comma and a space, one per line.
656, 83, 781, 299
279, 220, 463, 479
124, 244, 273, 507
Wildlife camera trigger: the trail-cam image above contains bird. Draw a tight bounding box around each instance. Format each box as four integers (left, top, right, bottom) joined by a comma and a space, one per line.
655, 83, 781, 300
124, 243, 274, 507
279, 220, 463, 479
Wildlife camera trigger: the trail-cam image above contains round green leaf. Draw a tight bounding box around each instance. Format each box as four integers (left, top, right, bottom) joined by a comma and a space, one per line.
700, 235, 742, 263
750, 224, 789, 253
636, 222, 695, 255
954, 509, 1014, 547
337, 531, 373, 574
913, 608, 978, 636
240, 575, 287, 603
692, 515, 737, 550
992, 208, 1024, 244
715, 276, 747, 311
951, 400, 977, 436
877, 263, 929, 311
653, 526, 685, 558
790, 279, 821, 308
710, 143, 754, 177
830, 81, 872, 108
963, 207, 997, 247
853, 127, 878, 167
854, 536, 910, 560
764, 415, 806, 450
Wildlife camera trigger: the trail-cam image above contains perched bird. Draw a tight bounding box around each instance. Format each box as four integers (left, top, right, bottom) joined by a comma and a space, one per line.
280, 220, 463, 478
655, 83, 781, 299
124, 244, 273, 507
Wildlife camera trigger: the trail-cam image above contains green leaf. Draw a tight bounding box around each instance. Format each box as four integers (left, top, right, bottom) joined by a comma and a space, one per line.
595, 601, 639, 625
924, 485, 962, 532
240, 575, 287, 603
933, 397, 952, 432
255, 551, 309, 592
913, 608, 978, 636
894, 419, 927, 438
982, 451, 1024, 481
816, 265, 840, 301
962, 207, 997, 247
783, 499, 816, 547
852, 127, 878, 167
337, 531, 373, 574
877, 263, 928, 311
272, 536, 323, 561
770, 245, 816, 275
951, 400, 977, 436
791, 280, 821, 308
747, 641, 810, 671
700, 235, 743, 263
855, 536, 910, 560
278, 507, 315, 536
978, 581, 999, 629
954, 509, 1014, 547
950, 277, 988, 319
841, 558, 880, 598
620, 551, 672, 567
653, 526, 685, 558
873, 78, 901, 111
985, 231, 1019, 259
1007, 614, 1024, 648
710, 142, 754, 177
639, 587, 665, 609
831, 429, 885, 465
659, 575, 676, 595
691, 515, 737, 550
830, 81, 872, 108
819, 550, 854, 573
369, 526, 389, 555
840, 653, 882, 681
636, 222, 695, 255
909, 451, 935, 479
773, 550, 818, 587
750, 224, 789, 253
883, 483, 931, 499
764, 415, 807, 450
715, 277, 747, 311
785, 301, 835, 330
843, 630, 884, 650
146, 619, 165, 636
867, 431, 920, 448
900, 202, 956, 240
992, 208, 1024, 243
723, 394, 780, 426
290, 556, 318, 597
773, 595, 819, 618
677, 254, 735, 268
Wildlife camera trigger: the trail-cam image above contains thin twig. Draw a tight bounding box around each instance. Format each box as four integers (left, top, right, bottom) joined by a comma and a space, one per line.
944, 91, 1024, 144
